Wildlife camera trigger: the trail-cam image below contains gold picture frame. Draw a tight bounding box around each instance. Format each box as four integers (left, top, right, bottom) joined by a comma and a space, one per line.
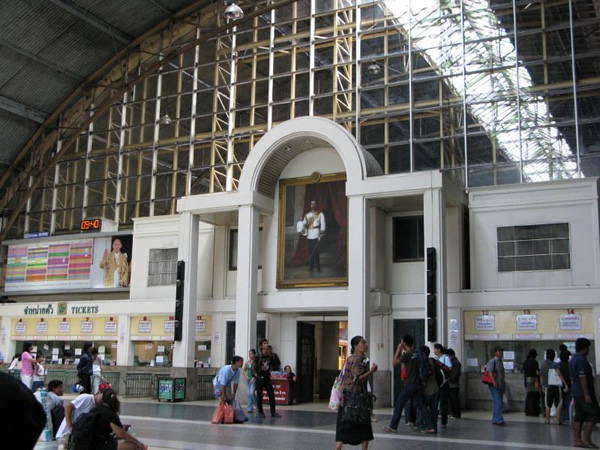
277, 172, 348, 289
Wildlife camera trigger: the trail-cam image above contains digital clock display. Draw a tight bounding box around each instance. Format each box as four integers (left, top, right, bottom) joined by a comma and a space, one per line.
80, 218, 102, 231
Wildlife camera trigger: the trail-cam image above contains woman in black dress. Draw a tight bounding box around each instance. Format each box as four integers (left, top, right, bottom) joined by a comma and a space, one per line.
523, 349, 541, 417
335, 335, 378, 450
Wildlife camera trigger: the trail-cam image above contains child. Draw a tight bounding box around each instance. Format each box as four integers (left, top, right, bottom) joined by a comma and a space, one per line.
32, 353, 46, 391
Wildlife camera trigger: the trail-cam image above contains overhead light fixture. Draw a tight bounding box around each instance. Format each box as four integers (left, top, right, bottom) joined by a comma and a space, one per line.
224, 0, 243, 20
159, 114, 172, 125
368, 62, 381, 76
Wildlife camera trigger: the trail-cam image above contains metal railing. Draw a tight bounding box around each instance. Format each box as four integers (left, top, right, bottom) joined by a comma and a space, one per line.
125, 372, 170, 398
197, 374, 214, 400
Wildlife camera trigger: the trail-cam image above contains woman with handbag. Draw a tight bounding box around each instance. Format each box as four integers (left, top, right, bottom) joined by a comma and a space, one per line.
335, 335, 378, 450
523, 349, 541, 417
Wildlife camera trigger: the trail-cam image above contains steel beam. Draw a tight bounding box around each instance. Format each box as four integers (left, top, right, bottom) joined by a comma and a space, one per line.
0, 95, 47, 123
0, 38, 83, 81
46, 0, 132, 44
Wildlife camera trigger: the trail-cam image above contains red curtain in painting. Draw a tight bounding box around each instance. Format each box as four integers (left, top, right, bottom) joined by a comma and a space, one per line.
289, 181, 347, 268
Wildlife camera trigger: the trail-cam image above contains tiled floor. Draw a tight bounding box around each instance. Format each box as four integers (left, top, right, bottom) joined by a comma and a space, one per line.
35, 397, 589, 449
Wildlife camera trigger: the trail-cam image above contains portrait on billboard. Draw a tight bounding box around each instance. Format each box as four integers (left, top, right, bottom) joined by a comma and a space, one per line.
277, 172, 347, 288
91, 235, 132, 288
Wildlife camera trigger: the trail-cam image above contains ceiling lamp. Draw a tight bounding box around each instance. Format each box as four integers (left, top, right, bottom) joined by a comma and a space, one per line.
224, 1, 244, 20
159, 114, 172, 125
368, 62, 381, 76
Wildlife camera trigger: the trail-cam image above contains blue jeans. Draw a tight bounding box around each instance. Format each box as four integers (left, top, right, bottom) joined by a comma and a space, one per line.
488, 385, 505, 424
246, 379, 256, 412
389, 383, 432, 430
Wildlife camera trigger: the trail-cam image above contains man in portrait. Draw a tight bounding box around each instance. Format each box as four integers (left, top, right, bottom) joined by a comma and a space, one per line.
300, 200, 326, 272
99, 238, 129, 287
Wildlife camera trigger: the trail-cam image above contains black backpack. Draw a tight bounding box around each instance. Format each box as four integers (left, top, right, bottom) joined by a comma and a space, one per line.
69, 409, 97, 450
431, 358, 451, 387
51, 403, 65, 437
77, 354, 91, 377
416, 351, 432, 381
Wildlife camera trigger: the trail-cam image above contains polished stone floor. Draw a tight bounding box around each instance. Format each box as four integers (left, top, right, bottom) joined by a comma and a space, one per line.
35, 398, 590, 449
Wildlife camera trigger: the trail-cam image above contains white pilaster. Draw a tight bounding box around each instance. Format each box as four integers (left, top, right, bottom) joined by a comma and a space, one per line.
235, 205, 259, 358
347, 195, 370, 342
116, 314, 133, 366
594, 307, 600, 367
424, 188, 447, 345
173, 211, 199, 367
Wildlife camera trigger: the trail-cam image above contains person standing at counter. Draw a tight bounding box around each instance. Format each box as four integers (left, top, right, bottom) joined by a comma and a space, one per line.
252, 338, 281, 418
523, 349, 541, 417
20, 341, 37, 390
77, 342, 94, 394
486, 346, 506, 426
447, 349, 462, 419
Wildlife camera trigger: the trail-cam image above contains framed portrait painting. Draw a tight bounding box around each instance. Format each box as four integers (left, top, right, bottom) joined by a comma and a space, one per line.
277, 172, 348, 288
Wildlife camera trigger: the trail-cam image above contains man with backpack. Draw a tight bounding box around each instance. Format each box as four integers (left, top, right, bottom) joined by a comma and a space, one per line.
383, 335, 432, 433
433, 343, 452, 428
416, 346, 439, 433
447, 349, 462, 419
76, 342, 94, 394
55, 389, 104, 449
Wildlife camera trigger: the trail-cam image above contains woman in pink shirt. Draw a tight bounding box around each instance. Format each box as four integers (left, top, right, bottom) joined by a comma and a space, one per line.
20, 342, 36, 390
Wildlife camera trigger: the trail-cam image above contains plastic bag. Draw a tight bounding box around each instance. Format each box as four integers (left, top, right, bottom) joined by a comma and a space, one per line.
211, 403, 226, 424
224, 404, 235, 424
329, 363, 347, 411
232, 399, 248, 423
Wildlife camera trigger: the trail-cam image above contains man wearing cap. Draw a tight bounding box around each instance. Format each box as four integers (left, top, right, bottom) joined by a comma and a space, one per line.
486, 346, 506, 426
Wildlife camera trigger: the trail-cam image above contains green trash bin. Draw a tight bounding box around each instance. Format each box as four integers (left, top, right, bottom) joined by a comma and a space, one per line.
157, 377, 186, 402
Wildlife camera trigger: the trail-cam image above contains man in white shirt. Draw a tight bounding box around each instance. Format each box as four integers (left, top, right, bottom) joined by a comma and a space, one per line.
56, 391, 104, 447
301, 200, 326, 272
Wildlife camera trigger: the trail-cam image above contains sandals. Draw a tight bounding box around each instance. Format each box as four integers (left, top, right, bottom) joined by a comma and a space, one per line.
382, 426, 397, 433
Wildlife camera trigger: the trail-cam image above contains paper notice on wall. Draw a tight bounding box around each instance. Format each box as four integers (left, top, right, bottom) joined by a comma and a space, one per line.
449, 319, 459, 332
138, 320, 152, 334
111, 343, 118, 349
98, 346, 106, 353
58, 321, 71, 333
449, 330, 459, 345
15, 322, 26, 334
467, 358, 479, 367
503, 351, 515, 361
158, 346, 165, 353
516, 314, 537, 331
475, 315, 495, 331
43, 344, 49, 351
64, 344, 71, 350
80, 321, 93, 333
52, 348, 59, 355
156, 356, 164, 364
104, 321, 117, 334
145, 343, 153, 350
196, 319, 206, 334
560, 313, 582, 330
75, 348, 82, 356
198, 344, 207, 351
503, 361, 515, 371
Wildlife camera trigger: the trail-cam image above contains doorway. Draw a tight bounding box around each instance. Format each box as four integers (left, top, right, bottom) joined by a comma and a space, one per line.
393, 319, 425, 400
296, 322, 315, 403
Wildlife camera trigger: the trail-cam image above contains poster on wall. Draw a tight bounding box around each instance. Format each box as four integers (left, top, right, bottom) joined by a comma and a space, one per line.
5, 235, 133, 291
164, 320, 175, 334
277, 173, 348, 288
475, 315, 495, 331
196, 319, 206, 334
516, 314, 537, 331
15, 322, 26, 334
559, 313, 582, 330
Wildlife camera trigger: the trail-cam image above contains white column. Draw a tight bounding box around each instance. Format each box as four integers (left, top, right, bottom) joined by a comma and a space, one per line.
347, 195, 370, 342
235, 205, 259, 358
116, 314, 133, 366
594, 307, 600, 367
173, 211, 199, 367
424, 188, 447, 345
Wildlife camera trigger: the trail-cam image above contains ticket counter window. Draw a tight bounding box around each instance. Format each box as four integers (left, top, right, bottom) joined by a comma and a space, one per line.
195, 340, 212, 367
27, 340, 117, 365
134, 341, 173, 367
464, 340, 595, 372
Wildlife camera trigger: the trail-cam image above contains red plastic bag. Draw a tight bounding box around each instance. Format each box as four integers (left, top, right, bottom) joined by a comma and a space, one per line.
211, 403, 226, 424
400, 365, 406, 381
223, 404, 234, 424
481, 370, 496, 386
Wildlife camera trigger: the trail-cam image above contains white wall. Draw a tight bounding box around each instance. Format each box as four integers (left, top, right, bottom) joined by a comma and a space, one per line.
385, 211, 425, 294
131, 216, 215, 301
469, 179, 600, 290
